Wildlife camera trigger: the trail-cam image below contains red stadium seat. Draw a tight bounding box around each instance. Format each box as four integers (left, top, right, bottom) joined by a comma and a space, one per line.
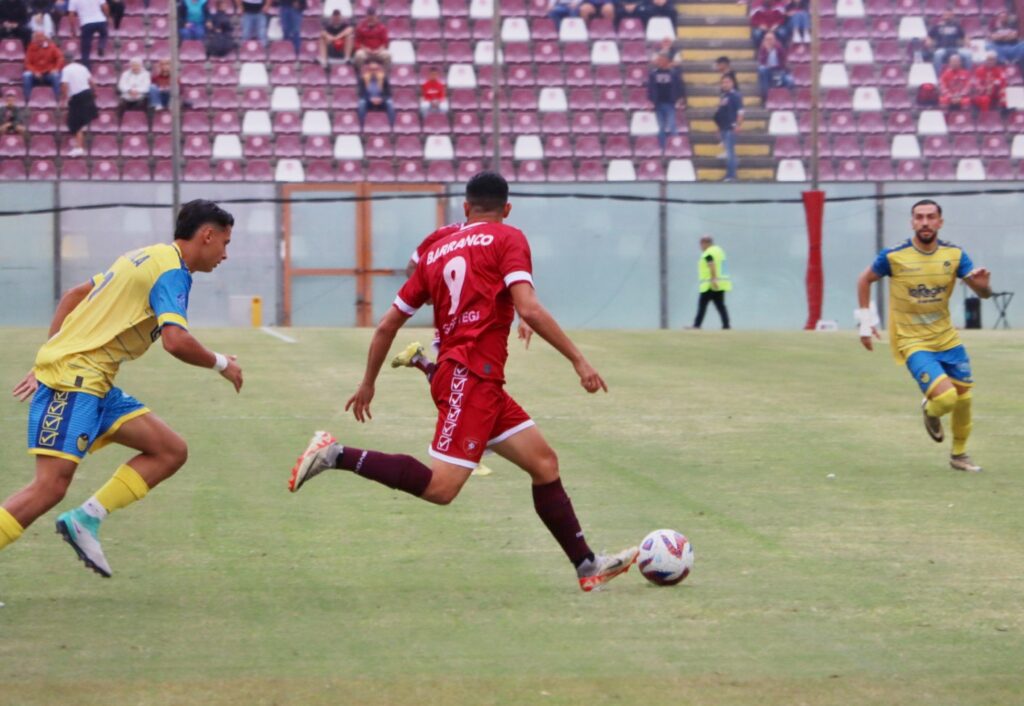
121, 134, 150, 157
540, 112, 569, 134
866, 159, 895, 180
365, 135, 394, 158
274, 134, 302, 158
516, 160, 546, 182
546, 159, 576, 181
426, 160, 456, 182
304, 160, 336, 182
60, 158, 89, 180
244, 135, 273, 157
573, 135, 602, 158
244, 160, 273, 181
455, 135, 483, 158
0, 134, 24, 158
27, 159, 56, 180
396, 161, 426, 182
543, 135, 572, 158
926, 159, 955, 180
895, 160, 925, 180
336, 160, 365, 181
121, 159, 152, 180
0, 159, 25, 179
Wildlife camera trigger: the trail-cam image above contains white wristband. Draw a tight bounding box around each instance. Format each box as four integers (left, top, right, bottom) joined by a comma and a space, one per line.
213, 352, 229, 372
854, 306, 879, 337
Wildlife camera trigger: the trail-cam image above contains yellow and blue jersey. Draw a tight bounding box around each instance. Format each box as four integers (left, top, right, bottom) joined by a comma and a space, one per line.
871, 238, 973, 363
34, 242, 192, 397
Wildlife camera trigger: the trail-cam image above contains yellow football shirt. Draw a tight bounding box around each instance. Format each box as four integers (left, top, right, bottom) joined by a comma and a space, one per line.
871, 238, 973, 363
34, 243, 192, 396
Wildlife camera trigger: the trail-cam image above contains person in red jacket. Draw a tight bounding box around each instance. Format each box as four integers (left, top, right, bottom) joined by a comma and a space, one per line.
353, 7, 388, 68
749, 0, 786, 48
939, 53, 972, 110
972, 51, 1007, 111
22, 31, 63, 102
419, 67, 447, 116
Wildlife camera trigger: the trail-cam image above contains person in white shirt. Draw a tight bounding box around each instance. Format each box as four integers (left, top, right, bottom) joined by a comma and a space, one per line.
60, 51, 96, 156
29, 12, 54, 37
67, 0, 108, 68
116, 56, 150, 124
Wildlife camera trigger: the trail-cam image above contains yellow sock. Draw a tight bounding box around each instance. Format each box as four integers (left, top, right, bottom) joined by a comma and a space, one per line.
92, 464, 150, 515
951, 392, 973, 456
925, 387, 958, 418
0, 507, 25, 550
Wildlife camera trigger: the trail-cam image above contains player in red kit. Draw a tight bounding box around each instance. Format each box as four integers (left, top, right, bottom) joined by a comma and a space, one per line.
287, 172, 638, 592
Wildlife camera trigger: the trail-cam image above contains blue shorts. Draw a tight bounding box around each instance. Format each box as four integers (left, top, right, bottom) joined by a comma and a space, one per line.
27, 383, 149, 463
906, 345, 973, 394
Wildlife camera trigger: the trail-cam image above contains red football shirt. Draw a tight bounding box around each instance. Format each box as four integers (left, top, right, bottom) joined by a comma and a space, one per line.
395, 221, 533, 382
409, 222, 465, 265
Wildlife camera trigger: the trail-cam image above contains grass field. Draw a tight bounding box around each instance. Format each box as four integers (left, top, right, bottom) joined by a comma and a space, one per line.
1, 327, 1022, 706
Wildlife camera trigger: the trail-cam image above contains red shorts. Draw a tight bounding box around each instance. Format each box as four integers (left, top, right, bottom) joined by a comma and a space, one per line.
428, 360, 533, 469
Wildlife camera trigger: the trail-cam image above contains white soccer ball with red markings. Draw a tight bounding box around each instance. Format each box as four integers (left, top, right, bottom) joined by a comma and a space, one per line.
637, 529, 693, 586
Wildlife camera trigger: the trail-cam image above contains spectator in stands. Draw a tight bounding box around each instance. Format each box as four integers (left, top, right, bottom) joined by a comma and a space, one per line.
579, 1, 615, 24
29, 11, 54, 37
68, 0, 109, 68
237, 0, 269, 47
713, 74, 743, 181
927, 12, 971, 75
643, 0, 678, 30
615, 0, 644, 30
106, 0, 123, 29
178, 0, 209, 41
353, 7, 389, 69
972, 51, 1007, 111
716, 55, 739, 91
318, 9, 353, 67
647, 51, 684, 150
22, 31, 63, 103
0, 0, 32, 47
1, 89, 27, 138
148, 58, 171, 110
784, 0, 809, 44
31, 0, 65, 34
60, 50, 96, 157
205, 0, 236, 58
548, 0, 582, 30
988, 12, 1024, 69
276, 0, 304, 55
749, 0, 785, 48
420, 66, 448, 116
939, 53, 972, 111
756, 32, 794, 102
116, 56, 150, 123
357, 59, 394, 129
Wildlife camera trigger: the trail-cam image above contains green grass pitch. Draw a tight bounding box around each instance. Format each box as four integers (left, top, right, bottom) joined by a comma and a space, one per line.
1, 328, 1022, 706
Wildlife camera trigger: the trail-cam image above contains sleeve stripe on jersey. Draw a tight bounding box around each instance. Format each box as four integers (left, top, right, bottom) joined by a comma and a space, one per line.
393, 295, 419, 316
504, 271, 534, 287
410, 250, 420, 264
157, 312, 188, 330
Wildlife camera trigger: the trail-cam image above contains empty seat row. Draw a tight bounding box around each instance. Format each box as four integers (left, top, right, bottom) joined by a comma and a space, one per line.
776, 157, 1024, 182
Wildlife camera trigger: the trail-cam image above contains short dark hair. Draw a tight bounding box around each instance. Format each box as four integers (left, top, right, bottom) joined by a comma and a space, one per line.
716, 56, 730, 65
911, 199, 942, 216
465, 171, 508, 213
174, 199, 234, 240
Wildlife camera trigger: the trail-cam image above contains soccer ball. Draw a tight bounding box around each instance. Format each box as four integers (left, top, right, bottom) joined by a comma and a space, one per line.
637, 529, 694, 586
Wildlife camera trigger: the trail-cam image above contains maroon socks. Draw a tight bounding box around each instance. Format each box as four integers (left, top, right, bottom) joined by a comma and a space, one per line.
334, 447, 433, 497
532, 478, 595, 568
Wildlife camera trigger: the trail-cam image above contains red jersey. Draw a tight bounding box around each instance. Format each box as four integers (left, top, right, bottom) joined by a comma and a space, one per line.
409, 222, 465, 265
395, 221, 533, 382
421, 78, 446, 102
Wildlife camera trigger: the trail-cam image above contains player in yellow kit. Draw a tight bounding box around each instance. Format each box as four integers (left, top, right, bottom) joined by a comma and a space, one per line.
856, 199, 992, 473
0, 200, 244, 577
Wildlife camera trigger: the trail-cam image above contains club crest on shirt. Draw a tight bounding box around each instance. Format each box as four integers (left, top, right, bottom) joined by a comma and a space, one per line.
919, 372, 930, 384
77, 434, 90, 453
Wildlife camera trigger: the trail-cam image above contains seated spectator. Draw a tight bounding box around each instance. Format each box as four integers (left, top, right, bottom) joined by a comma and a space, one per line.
972, 51, 1007, 111
939, 54, 972, 110
615, 0, 644, 29
548, 0, 581, 30
29, 11, 54, 37
179, 0, 209, 41
31, 0, 66, 36
643, 0, 678, 29
275, 0, 303, 55
205, 0, 235, 58
356, 60, 394, 128
784, 0, 808, 44
319, 9, 353, 67
756, 32, 793, 101
0, 0, 32, 47
1, 89, 27, 138
60, 50, 96, 156
22, 31, 63, 103
580, 1, 615, 24
148, 58, 171, 109
353, 7, 388, 68
716, 55, 739, 92
647, 51, 684, 149
988, 12, 1024, 69
420, 67, 448, 116
116, 56, 150, 123
928, 12, 971, 74
237, 0, 268, 47
749, 0, 785, 48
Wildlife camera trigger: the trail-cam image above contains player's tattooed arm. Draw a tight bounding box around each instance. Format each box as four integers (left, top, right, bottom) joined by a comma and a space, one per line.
963, 268, 992, 299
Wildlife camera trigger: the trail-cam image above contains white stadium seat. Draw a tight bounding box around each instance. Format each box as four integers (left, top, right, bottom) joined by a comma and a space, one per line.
907, 62, 937, 87
474, 40, 502, 65
333, 134, 363, 160
852, 87, 882, 111
891, 134, 921, 159
321, 0, 351, 17
776, 159, 807, 182
820, 63, 850, 88
591, 40, 621, 66
768, 110, 798, 136
447, 64, 477, 89
844, 40, 873, 65
270, 86, 300, 112
646, 17, 675, 43
513, 135, 543, 161
275, 159, 304, 182
410, 0, 440, 20
501, 17, 530, 42
559, 17, 588, 42
666, 159, 696, 182
1006, 86, 1024, 110
469, 0, 493, 20
424, 134, 454, 160
389, 40, 416, 65
241, 110, 272, 136
212, 134, 242, 160
238, 62, 269, 88
301, 110, 331, 136
538, 87, 568, 112
630, 111, 660, 136
267, 16, 282, 41
956, 158, 985, 181
836, 0, 865, 18
898, 16, 927, 41
917, 110, 947, 135
1012, 135, 1024, 159
606, 159, 637, 181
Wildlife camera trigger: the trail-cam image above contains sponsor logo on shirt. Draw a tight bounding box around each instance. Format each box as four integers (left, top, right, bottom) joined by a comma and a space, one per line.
907, 283, 948, 302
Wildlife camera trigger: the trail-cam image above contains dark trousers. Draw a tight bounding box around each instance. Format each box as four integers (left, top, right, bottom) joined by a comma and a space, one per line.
80, 21, 108, 68
694, 290, 730, 329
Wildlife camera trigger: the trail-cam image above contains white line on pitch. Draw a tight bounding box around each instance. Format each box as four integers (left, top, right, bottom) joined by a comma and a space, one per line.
260, 326, 297, 344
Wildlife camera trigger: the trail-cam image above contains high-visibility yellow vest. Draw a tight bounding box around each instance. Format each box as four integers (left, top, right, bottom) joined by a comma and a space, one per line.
698, 245, 732, 292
